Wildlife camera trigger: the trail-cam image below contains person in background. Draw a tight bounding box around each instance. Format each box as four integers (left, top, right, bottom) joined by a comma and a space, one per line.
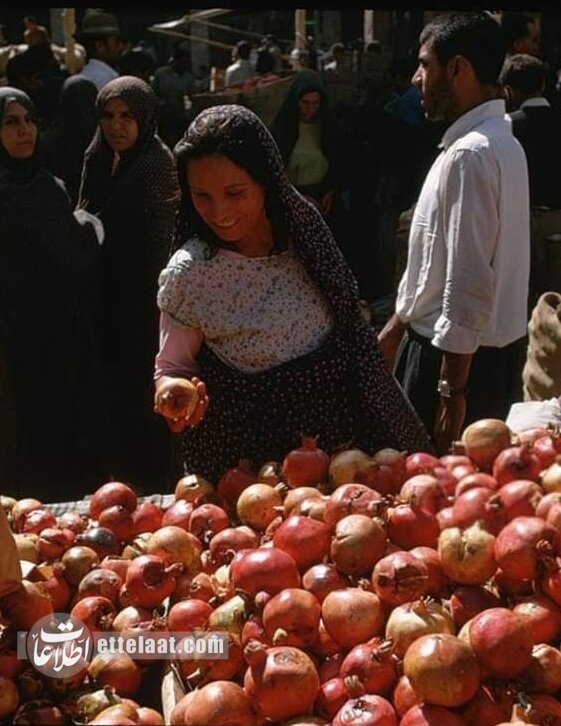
151, 42, 196, 150
153, 104, 431, 482
78, 77, 180, 492
270, 70, 345, 219
23, 15, 50, 47
119, 47, 155, 83
501, 11, 540, 57
378, 13, 530, 454
324, 42, 346, 72
43, 75, 98, 206
500, 53, 561, 306
224, 40, 254, 88
5, 52, 41, 104
194, 64, 210, 93
255, 45, 276, 76
75, 9, 125, 91
262, 34, 283, 73
5, 43, 67, 131
306, 35, 324, 71
289, 47, 309, 71
0, 87, 104, 499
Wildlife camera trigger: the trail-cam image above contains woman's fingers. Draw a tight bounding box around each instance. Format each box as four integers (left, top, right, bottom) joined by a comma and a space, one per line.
166, 416, 188, 433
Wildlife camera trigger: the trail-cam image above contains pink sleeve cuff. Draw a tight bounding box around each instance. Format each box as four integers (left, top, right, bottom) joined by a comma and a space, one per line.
154, 312, 203, 380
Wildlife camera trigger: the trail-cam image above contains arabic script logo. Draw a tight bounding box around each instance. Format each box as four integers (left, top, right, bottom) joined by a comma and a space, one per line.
26, 612, 92, 678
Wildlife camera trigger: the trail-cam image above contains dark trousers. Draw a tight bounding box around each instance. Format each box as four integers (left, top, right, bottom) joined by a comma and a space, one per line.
395, 328, 526, 437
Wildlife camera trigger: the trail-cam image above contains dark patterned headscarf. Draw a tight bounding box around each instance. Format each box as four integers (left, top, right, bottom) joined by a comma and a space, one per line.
0, 87, 41, 187
78, 75, 178, 217
173, 104, 432, 453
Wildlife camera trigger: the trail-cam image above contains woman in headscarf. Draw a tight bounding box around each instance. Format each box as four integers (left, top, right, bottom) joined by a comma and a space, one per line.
270, 70, 346, 218
43, 75, 98, 206
78, 76, 180, 492
0, 87, 103, 499
154, 105, 432, 483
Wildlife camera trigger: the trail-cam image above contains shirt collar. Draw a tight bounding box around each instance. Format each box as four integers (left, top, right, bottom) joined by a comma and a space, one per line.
439, 99, 506, 150
520, 96, 551, 109
87, 58, 113, 71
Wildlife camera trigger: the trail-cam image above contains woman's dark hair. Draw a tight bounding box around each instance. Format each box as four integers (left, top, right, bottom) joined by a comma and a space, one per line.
419, 12, 505, 86
173, 109, 289, 255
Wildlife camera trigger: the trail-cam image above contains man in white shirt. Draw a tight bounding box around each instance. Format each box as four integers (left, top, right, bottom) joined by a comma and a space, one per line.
74, 10, 125, 91
378, 12, 530, 453
224, 40, 255, 88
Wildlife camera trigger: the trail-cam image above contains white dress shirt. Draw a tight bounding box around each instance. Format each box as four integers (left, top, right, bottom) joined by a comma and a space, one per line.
520, 96, 551, 110
224, 59, 255, 88
396, 99, 530, 355
79, 58, 119, 91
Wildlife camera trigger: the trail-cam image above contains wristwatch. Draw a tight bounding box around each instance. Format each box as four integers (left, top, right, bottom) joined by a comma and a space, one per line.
437, 379, 468, 398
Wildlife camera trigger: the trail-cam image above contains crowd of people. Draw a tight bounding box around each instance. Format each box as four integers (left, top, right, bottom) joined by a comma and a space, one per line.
1, 9, 561, 504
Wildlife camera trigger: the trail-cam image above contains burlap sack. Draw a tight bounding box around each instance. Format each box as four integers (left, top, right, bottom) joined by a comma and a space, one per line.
0, 503, 21, 598
523, 291, 561, 401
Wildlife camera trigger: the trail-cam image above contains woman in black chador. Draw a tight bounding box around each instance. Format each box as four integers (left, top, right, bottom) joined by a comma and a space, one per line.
79, 76, 180, 491
43, 75, 98, 206
0, 87, 103, 499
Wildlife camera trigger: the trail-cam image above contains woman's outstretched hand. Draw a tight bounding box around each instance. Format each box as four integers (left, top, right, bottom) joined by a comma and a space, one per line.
154, 376, 209, 433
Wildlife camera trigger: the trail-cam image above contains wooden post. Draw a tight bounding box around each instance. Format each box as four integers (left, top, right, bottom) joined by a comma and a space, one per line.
295, 9, 306, 50
364, 9, 374, 45
62, 8, 78, 75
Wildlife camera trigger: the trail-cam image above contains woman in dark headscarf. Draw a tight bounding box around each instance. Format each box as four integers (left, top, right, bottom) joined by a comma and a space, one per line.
78, 76, 180, 492
270, 70, 346, 217
43, 76, 98, 206
154, 105, 432, 483
0, 87, 103, 499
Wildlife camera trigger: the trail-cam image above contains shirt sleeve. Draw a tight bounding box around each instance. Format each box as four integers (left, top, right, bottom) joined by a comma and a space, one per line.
157, 254, 200, 329
154, 312, 203, 380
432, 147, 499, 354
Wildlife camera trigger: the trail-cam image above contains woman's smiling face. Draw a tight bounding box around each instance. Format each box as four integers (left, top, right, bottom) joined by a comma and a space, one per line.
187, 153, 270, 251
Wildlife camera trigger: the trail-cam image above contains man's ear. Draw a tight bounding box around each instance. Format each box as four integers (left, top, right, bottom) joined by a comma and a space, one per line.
448, 54, 471, 80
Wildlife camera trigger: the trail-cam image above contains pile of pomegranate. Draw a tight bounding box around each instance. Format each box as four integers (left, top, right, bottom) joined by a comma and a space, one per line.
3, 422, 561, 724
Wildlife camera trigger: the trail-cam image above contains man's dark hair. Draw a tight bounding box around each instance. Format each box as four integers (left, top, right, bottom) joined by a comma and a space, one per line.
119, 48, 154, 78
256, 47, 275, 75
499, 53, 545, 95
330, 42, 345, 55
6, 53, 33, 86
236, 40, 251, 60
501, 12, 536, 52
420, 12, 505, 86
